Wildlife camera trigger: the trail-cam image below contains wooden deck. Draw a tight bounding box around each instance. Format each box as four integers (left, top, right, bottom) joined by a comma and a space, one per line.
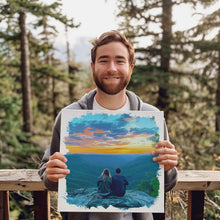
0, 169, 220, 219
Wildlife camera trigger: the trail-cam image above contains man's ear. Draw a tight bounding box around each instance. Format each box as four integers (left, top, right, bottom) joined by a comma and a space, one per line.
91, 62, 95, 73
129, 64, 134, 75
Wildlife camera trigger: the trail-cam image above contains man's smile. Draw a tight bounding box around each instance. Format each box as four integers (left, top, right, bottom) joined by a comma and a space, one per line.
103, 75, 120, 80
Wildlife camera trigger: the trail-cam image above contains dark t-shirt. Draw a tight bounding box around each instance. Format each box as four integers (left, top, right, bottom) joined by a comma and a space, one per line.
111, 174, 128, 197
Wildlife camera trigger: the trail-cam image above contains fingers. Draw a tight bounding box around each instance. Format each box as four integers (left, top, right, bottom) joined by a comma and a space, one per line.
153, 154, 178, 161
153, 154, 178, 166
155, 140, 175, 149
152, 155, 178, 171
152, 147, 178, 156
152, 140, 178, 155
46, 152, 70, 182
49, 152, 67, 162
152, 140, 179, 171
46, 168, 70, 182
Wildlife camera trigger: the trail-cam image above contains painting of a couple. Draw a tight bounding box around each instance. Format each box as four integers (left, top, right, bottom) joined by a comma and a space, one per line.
58, 110, 164, 213
97, 168, 128, 198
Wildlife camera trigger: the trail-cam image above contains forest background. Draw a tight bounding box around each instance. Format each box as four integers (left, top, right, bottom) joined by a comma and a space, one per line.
0, 0, 220, 219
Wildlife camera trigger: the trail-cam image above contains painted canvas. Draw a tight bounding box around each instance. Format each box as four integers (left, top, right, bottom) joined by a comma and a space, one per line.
58, 110, 164, 213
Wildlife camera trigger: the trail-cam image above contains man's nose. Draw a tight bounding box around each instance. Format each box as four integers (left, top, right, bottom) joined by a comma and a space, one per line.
107, 61, 117, 73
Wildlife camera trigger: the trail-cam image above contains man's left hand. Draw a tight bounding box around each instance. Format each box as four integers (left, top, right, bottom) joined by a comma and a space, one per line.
152, 140, 178, 171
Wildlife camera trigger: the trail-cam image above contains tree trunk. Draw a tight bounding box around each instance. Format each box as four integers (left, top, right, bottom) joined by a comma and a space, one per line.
65, 26, 76, 103
216, 31, 220, 132
43, 16, 53, 117
52, 77, 57, 120
157, 0, 172, 119
19, 12, 33, 133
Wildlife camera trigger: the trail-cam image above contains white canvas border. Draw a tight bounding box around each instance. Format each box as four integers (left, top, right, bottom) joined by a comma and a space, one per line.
58, 110, 164, 213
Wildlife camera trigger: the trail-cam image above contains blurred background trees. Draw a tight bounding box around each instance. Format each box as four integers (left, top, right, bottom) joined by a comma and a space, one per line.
116, 1, 220, 218
0, 0, 219, 219
116, 0, 220, 170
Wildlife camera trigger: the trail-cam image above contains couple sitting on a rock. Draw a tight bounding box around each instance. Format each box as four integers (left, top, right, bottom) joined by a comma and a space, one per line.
97, 168, 128, 198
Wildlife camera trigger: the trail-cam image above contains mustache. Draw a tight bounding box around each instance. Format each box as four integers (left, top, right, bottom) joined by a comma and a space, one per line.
103, 72, 121, 77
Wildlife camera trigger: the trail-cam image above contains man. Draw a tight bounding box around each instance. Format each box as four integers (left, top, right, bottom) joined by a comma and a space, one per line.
39, 30, 178, 220
111, 168, 128, 197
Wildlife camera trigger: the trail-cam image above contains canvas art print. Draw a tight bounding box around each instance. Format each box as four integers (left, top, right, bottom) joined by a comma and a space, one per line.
58, 109, 164, 213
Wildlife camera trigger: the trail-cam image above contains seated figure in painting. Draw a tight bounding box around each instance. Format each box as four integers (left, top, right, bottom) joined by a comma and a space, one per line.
97, 168, 112, 198
111, 168, 128, 197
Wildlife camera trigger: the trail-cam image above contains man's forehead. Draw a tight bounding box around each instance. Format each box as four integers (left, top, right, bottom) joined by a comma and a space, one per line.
96, 42, 129, 59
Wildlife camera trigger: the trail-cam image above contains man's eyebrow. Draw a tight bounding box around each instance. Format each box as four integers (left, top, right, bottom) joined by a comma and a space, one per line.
115, 56, 126, 60
97, 55, 127, 60
97, 55, 109, 60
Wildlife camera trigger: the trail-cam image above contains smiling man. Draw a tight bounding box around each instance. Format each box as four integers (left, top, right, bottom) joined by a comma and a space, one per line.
39, 30, 178, 220
92, 41, 133, 95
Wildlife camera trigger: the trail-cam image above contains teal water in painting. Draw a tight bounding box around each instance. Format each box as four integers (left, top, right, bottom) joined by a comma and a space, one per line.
65, 153, 160, 192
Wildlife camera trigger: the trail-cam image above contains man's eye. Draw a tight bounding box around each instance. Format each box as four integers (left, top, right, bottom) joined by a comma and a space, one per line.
100, 60, 107, 63
117, 60, 125, 63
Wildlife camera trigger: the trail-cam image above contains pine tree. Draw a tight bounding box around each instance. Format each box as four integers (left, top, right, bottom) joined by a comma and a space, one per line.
116, 0, 217, 119
0, 0, 79, 132
179, 6, 220, 149
65, 25, 79, 103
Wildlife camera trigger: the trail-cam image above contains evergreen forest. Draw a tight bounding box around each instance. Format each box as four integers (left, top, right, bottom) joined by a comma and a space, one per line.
0, 0, 220, 219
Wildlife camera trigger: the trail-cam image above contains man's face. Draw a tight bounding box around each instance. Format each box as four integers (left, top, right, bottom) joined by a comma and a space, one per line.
91, 41, 134, 95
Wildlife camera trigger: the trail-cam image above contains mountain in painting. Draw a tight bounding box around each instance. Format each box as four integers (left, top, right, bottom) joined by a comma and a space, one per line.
65, 153, 160, 192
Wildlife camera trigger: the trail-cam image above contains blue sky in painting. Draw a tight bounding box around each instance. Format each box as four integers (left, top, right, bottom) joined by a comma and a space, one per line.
66, 113, 158, 144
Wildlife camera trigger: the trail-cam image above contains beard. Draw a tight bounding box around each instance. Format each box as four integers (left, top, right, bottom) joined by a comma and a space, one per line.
93, 72, 130, 95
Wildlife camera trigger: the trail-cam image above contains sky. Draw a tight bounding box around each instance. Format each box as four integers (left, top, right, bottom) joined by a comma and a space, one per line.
64, 112, 159, 154
51, 0, 119, 62
43, 0, 220, 62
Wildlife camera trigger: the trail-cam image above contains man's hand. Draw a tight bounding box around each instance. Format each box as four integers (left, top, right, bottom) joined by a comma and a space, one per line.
152, 140, 178, 171
46, 152, 70, 182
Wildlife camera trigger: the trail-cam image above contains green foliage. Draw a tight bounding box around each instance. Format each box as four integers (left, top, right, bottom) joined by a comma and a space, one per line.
137, 173, 160, 197
0, 0, 79, 28
32, 65, 77, 84
151, 177, 160, 197
0, 0, 81, 218
0, 52, 42, 169
9, 191, 34, 220
149, 133, 160, 143
137, 180, 151, 193
204, 190, 220, 219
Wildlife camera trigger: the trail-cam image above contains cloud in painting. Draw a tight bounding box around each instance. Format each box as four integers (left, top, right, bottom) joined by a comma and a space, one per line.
64, 112, 159, 153
67, 113, 130, 138
130, 127, 158, 135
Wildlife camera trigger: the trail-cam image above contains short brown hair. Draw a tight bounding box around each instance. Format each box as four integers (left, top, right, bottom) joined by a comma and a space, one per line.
91, 30, 135, 65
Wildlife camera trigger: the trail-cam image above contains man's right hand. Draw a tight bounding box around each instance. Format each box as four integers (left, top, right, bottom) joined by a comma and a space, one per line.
46, 152, 70, 182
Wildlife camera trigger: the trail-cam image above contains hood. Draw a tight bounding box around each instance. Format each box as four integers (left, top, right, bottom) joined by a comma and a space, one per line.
77, 89, 143, 110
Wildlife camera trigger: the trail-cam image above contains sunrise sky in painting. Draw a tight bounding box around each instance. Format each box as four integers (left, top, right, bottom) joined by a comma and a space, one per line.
64, 112, 159, 154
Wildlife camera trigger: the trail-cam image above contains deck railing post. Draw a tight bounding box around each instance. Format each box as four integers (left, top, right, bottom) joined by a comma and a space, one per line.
0, 191, 10, 220
33, 190, 50, 220
187, 190, 205, 220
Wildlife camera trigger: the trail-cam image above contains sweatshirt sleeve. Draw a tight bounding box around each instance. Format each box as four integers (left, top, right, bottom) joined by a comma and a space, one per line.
165, 167, 178, 192
164, 119, 178, 192
38, 112, 62, 191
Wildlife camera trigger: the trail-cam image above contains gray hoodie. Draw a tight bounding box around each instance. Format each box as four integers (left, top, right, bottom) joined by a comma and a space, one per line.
38, 89, 177, 219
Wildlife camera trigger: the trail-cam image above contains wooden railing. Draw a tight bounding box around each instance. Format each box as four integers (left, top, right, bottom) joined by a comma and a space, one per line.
0, 169, 220, 220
